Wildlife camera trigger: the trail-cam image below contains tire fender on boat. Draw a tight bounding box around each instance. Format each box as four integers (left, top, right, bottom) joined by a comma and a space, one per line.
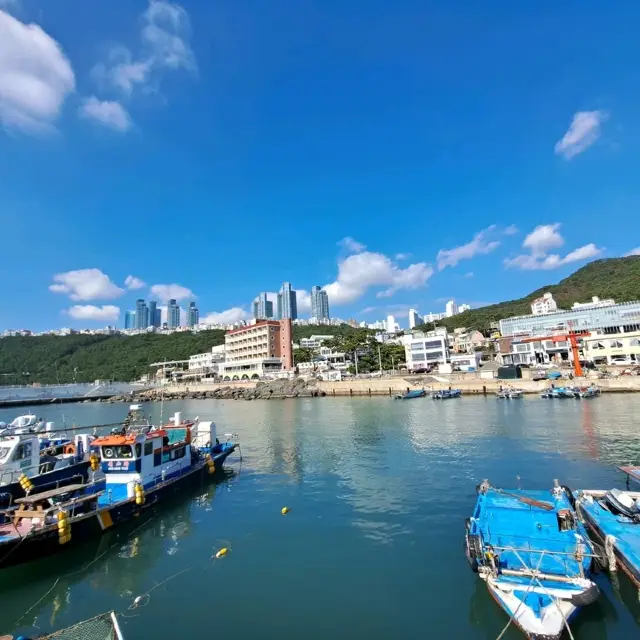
566, 583, 600, 607
464, 518, 481, 573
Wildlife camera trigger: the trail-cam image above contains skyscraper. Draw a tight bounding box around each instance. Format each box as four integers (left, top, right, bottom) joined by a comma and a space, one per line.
278, 282, 297, 320
310, 286, 330, 322
148, 301, 160, 328
445, 300, 459, 318
135, 299, 149, 330
253, 292, 274, 319
167, 299, 180, 329
188, 301, 199, 327
408, 309, 423, 329
124, 310, 136, 329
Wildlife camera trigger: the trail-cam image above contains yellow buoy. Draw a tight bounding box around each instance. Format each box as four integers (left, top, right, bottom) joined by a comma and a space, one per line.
281, 507, 291, 515
215, 547, 228, 559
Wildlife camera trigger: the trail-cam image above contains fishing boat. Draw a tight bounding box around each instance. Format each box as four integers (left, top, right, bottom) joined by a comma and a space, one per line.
7, 610, 125, 639
432, 389, 461, 399
465, 480, 599, 639
0, 414, 45, 435
497, 389, 524, 399
0, 426, 97, 506
0, 419, 237, 568
577, 387, 600, 399
575, 467, 640, 590
394, 389, 426, 400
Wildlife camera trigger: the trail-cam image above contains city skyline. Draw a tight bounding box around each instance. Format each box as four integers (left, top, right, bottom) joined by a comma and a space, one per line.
2, 2, 639, 332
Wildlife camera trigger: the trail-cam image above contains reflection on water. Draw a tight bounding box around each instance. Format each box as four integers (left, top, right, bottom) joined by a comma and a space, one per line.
1, 396, 640, 638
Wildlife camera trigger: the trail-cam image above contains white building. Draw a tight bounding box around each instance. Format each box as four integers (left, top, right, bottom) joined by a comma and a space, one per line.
404, 328, 450, 372
530, 292, 558, 316
188, 344, 226, 374
445, 301, 458, 318
386, 315, 397, 334
299, 335, 334, 349
408, 309, 423, 329
571, 296, 616, 310
450, 352, 483, 372
459, 303, 471, 313
425, 312, 446, 323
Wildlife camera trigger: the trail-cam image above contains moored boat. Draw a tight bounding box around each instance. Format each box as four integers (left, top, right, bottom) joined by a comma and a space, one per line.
0, 420, 237, 569
575, 468, 640, 590
432, 389, 461, 399
577, 386, 600, 398
466, 480, 599, 639
394, 389, 426, 399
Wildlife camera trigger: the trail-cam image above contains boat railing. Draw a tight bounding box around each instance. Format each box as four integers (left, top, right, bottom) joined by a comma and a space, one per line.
491, 542, 592, 579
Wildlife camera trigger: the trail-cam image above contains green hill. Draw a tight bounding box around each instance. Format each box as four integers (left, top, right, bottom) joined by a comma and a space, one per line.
0, 330, 225, 385
419, 256, 640, 333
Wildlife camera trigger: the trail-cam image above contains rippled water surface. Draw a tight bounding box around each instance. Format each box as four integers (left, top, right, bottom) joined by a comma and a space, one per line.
1, 396, 640, 639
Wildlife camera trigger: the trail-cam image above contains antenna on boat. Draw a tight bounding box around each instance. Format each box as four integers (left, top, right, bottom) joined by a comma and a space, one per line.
516, 475, 521, 490
159, 358, 166, 426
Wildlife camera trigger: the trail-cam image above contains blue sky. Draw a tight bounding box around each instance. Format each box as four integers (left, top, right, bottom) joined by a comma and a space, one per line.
1, 0, 639, 331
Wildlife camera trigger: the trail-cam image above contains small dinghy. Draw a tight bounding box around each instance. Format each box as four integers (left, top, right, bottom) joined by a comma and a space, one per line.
432, 389, 461, 399
466, 480, 599, 639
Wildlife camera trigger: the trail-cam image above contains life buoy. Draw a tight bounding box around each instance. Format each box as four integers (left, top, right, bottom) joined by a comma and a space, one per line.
64, 444, 76, 455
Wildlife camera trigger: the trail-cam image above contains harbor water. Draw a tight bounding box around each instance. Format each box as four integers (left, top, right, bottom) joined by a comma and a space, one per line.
1, 396, 639, 638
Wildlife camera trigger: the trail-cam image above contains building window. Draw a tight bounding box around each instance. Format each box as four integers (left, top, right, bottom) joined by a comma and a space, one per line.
424, 340, 443, 349
412, 353, 425, 361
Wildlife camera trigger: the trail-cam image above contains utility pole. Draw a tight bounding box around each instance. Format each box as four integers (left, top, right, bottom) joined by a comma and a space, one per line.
378, 345, 383, 375
354, 350, 359, 376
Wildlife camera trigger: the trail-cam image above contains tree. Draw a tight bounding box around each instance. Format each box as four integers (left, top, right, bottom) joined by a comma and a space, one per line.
293, 347, 315, 364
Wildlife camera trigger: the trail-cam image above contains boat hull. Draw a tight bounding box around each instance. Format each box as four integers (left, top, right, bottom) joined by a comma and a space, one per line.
0, 447, 235, 569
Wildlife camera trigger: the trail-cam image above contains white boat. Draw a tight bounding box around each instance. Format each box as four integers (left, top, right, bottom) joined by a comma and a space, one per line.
0, 413, 45, 435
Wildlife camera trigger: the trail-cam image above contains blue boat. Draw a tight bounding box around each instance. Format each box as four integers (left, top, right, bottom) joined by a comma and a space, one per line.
0, 419, 238, 569
466, 480, 599, 639
576, 468, 640, 591
432, 389, 461, 399
395, 389, 426, 399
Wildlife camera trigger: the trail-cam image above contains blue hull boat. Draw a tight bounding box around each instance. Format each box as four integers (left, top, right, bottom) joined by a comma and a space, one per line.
466, 481, 599, 639
395, 389, 426, 399
576, 473, 640, 590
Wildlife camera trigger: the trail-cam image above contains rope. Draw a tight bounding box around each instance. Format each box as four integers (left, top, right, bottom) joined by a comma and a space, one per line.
605, 535, 617, 571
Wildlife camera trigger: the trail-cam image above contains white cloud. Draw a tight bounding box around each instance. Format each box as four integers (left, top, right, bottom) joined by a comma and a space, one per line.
125, 275, 146, 290
626, 247, 640, 256
505, 224, 602, 270
437, 227, 501, 270
395, 253, 411, 260
201, 308, 249, 325
150, 283, 195, 302
338, 237, 366, 254
49, 269, 125, 301
0, 10, 75, 133
79, 97, 131, 132
324, 252, 433, 305
554, 110, 606, 160
66, 305, 120, 322
92, 0, 195, 97
503, 225, 518, 236
522, 223, 564, 256
464, 272, 474, 278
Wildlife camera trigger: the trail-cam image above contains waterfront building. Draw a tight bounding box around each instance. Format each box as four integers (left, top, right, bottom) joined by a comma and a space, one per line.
167, 299, 180, 329
408, 309, 423, 330
582, 328, 640, 365
450, 352, 483, 372
531, 292, 558, 316
299, 335, 334, 349
135, 299, 149, 330
188, 301, 199, 328
572, 296, 616, 310
188, 344, 226, 374
253, 292, 274, 320
499, 300, 640, 337
311, 286, 330, 322
124, 310, 136, 330
277, 282, 297, 320
222, 319, 293, 380
445, 300, 458, 318
404, 328, 450, 372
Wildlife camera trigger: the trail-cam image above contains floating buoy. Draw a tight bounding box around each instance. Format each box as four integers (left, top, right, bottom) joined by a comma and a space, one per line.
281, 507, 291, 515
215, 547, 228, 559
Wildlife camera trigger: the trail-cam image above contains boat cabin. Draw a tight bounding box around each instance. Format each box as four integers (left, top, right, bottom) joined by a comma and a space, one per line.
94, 425, 195, 503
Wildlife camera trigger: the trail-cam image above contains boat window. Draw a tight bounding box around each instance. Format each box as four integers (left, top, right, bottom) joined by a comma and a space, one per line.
135, 443, 142, 458
144, 441, 153, 456
14, 442, 32, 461
102, 445, 133, 459
0, 446, 12, 462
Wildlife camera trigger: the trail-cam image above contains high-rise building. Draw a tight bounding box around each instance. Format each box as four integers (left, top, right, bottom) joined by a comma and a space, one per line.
386, 315, 398, 333
445, 300, 459, 318
253, 292, 274, 320
310, 286, 330, 322
167, 299, 180, 329
458, 303, 472, 314
277, 282, 297, 320
408, 309, 423, 329
135, 299, 149, 330
124, 310, 136, 329
188, 301, 199, 327
148, 301, 161, 328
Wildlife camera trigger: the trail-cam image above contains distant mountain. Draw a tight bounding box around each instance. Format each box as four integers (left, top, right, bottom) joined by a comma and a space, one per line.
428, 256, 640, 333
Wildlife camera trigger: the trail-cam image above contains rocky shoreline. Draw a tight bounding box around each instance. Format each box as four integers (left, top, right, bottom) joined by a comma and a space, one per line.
107, 378, 326, 403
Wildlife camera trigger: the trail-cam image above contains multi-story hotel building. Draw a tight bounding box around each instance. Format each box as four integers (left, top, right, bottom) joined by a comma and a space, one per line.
222, 319, 293, 380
